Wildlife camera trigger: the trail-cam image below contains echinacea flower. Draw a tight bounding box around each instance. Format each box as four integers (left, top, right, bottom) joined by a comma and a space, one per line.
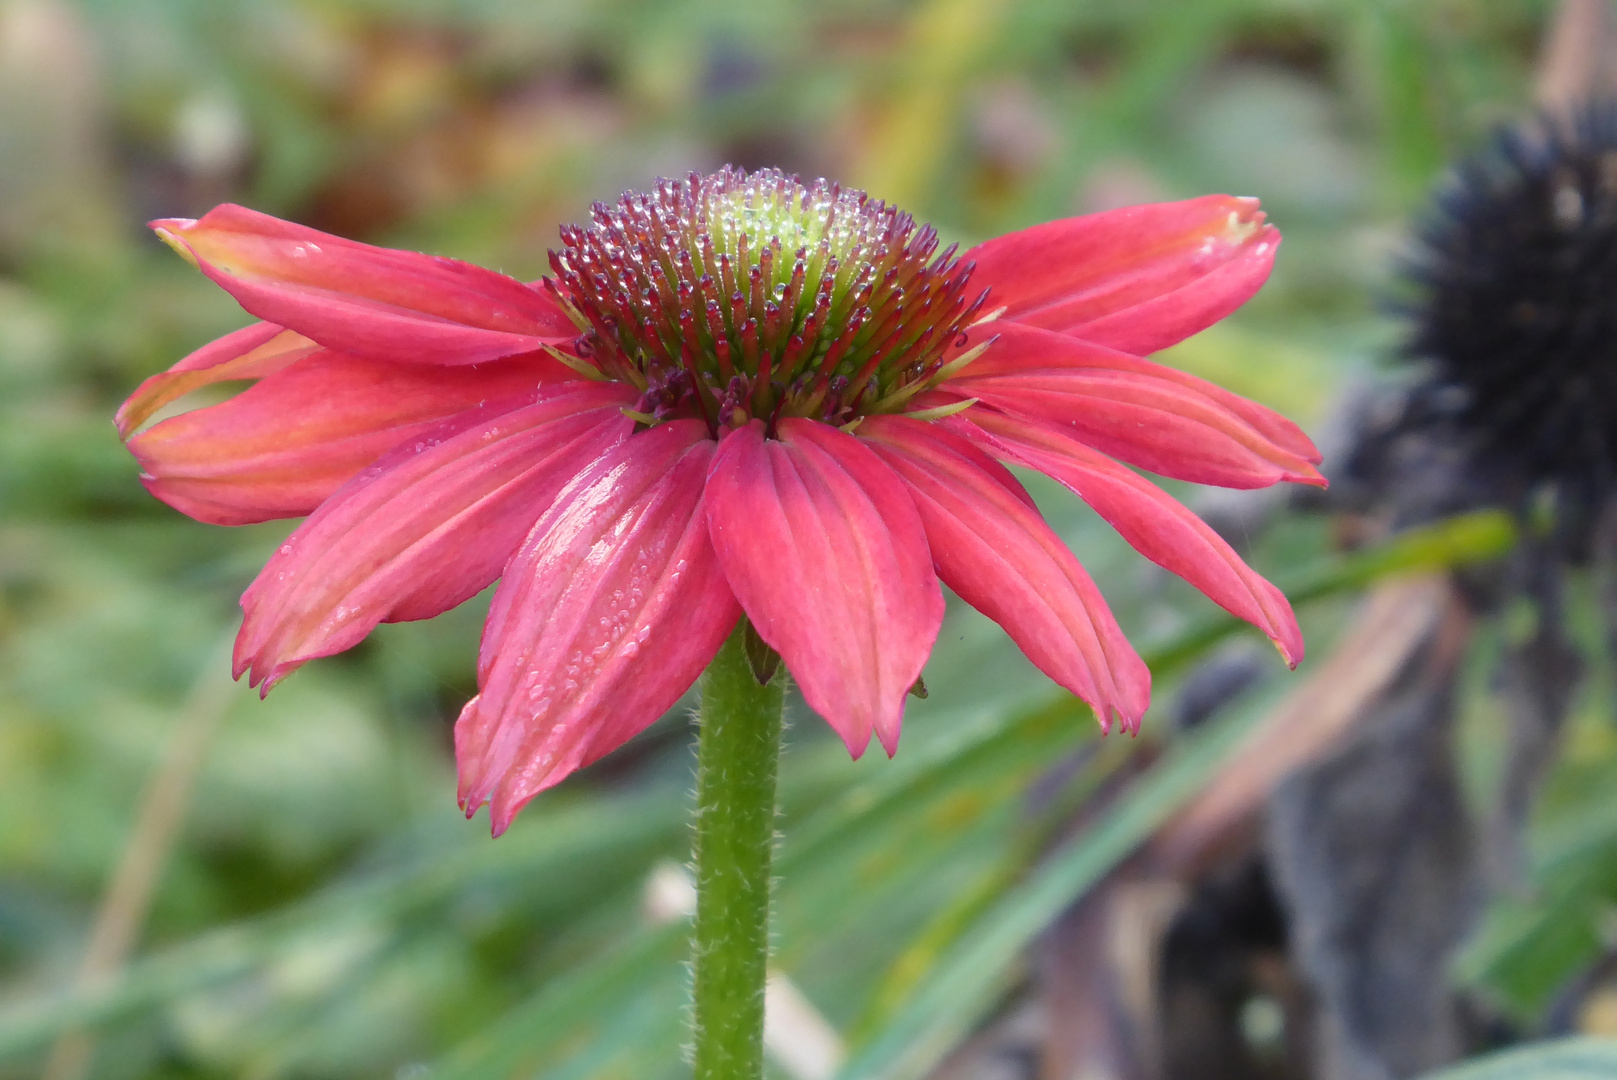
1405, 103, 1617, 507
119, 168, 1321, 834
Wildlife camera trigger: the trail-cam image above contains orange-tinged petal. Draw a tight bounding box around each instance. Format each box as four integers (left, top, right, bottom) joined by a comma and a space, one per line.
130, 352, 576, 525
957, 408, 1304, 667
234, 383, 636, 691
455, 420, 738, 834
153, 204, 579, 365
964, 195, 1279, 355
115, 322, 318, 437
861, 415, 1150, 734
705, 419, 943, 756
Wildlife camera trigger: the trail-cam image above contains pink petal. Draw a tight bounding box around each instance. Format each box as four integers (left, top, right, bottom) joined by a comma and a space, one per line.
455, 420, 738, 834
943, 324, 1324, 489
860, 415, 1150, 734
965, 195, 1279, 355
234, 382, 636, 691
705, 418, 943, 756
115, 323, 318, 437
131, 353, 578, 526
958, 408, 1303, 667
153, 204, 578, 365
951, 321, 1320, 463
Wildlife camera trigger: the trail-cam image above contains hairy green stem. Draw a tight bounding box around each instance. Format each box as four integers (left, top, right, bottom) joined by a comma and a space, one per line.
691, 621, 786, 1080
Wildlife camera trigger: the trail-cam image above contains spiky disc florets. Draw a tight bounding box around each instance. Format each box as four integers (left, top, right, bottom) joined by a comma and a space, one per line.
1406, 104, 1617, 497
546, 167, 988, 432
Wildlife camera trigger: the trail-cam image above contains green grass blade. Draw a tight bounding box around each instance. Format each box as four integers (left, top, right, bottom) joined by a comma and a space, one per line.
837, 701, 1265, 1080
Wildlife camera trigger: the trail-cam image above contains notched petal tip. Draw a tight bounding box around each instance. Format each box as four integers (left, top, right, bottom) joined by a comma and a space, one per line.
230, 630, 287, 693
151, 223, 199, 266
1097, 700, 1146, 737
488, 804, 517, 838
877, 727, 900, 758
236, 647, 296, 697
1223, 197, 1267, 233
824, 719, 874, 761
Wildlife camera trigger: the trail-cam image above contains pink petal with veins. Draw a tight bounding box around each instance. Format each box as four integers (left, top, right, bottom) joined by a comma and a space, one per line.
705, 418, 943, 756
957, 408, 1303, 667
131, 352, 577, 525
943, 325, 1324, 489
455, 420, 737, 834
234, 382, 635, 690
861, 415, 1149, 734
152, 205, 578, 365
949, 320, 1320, 464
964, 195, 1279, 355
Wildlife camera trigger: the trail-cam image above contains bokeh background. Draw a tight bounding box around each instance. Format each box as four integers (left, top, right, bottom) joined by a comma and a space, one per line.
2, 0, 1614, 1078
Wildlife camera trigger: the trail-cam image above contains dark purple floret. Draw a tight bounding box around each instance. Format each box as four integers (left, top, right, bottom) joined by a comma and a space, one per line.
1405, 104, 1617, 500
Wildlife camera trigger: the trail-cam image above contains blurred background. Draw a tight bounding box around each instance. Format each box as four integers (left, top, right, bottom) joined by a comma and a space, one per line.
2, 0, 1615, 1078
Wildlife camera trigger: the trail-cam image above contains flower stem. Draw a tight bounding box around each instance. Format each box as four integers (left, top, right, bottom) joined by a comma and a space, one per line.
691, 620, 786, 1080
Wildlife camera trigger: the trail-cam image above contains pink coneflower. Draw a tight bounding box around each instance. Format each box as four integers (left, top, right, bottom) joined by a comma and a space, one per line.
118, 168, 1320, 834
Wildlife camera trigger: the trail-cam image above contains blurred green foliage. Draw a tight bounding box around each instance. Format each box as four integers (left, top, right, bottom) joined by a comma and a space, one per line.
1413, 1037, 1617, 1080
5, 0, 1614, 1077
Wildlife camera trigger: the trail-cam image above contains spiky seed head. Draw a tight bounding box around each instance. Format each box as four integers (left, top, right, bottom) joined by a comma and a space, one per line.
547, 167, 988, 432
1405, 104, 1617, 500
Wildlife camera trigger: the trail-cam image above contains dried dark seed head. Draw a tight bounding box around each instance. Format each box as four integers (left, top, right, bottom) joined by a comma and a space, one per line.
1404, 104, 1617, 500
547, 167, 988, 431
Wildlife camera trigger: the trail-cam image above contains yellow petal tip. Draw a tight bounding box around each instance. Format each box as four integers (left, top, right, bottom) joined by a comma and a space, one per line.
152, 226, 198, 267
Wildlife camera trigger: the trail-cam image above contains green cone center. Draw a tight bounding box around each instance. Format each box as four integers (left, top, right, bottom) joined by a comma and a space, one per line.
546, 167, 988, 431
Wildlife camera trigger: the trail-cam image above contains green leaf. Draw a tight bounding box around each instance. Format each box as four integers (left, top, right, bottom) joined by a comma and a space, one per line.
0, 792, 684, 1058
837, 695, 1268, 1080
1413, 1039, 1617, 1080
431, 924, 688, 1080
